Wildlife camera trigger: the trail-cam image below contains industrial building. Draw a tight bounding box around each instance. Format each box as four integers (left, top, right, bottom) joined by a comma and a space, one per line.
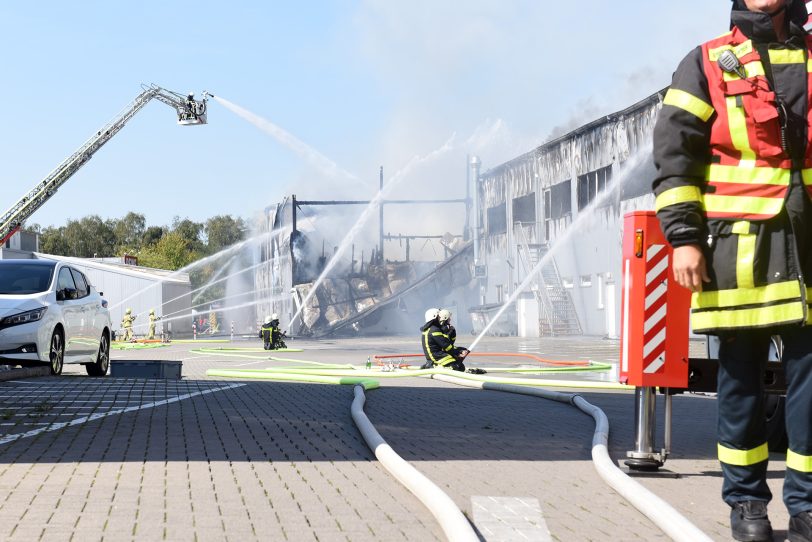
473, 91, 662, 338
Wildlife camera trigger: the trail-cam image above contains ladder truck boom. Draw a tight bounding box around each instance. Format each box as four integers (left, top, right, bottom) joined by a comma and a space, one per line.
0, 84, 210, 245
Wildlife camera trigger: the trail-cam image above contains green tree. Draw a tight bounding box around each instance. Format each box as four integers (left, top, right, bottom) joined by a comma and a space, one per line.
171, 217, 204, 253
114, 212, 146, 251
62, 216, 116, 257
137, 231, 201, 270
141, 226, 165, 246
39, 225, 69, 255
205, 215, 246, 253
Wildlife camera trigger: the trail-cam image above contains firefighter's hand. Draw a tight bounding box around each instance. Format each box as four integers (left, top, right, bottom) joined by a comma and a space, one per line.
459, 348, 470, 358
672, 244, 710, 293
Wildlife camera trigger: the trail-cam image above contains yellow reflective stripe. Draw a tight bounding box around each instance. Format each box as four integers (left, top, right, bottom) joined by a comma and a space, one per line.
707, 164, 790, 185
693, 280, 801, 309
709, 40, 753, 61
703, 194, 784, 216
718, 442, 769, 466
808, 59, 812, 73
436, 355, 456, 366
692, 301, 804, 329
655, 186, 703, 212
731, 221, 750, 235
801, 169, 812, 186
736, 232, 756, 289
722, 61, 766, 81
726, 96, 756, 162
663, 89, 714, 121
769, 49, 805, 64
787, 449, 812, 472
423, 330, 438, 362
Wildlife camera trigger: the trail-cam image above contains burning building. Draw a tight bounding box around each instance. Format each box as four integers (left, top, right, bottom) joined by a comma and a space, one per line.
473, 91, 663, 337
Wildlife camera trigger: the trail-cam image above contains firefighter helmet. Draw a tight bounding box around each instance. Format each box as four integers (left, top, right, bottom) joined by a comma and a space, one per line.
264, 315, 272, 324
424, 308, 439, 322
438, 309, 452, 323
271, 313, 278, 320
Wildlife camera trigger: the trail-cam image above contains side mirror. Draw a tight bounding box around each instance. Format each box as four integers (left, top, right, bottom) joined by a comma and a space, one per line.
56, 289, 65, 301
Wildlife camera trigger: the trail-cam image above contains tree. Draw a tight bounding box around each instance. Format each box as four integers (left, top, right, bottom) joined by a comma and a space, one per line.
39, 225, 69, 255
205, 215, 246, 253
62, 216, 116, 257
171, 217, 204, 253
137, 231, 201, 271
114, 212, 146, 250
141, 226, 165, 246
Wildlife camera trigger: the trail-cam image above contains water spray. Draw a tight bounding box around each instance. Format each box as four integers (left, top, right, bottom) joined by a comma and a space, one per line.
468, 146, 651, 352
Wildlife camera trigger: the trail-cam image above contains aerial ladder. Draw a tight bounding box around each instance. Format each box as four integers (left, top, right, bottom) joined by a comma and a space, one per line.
0, 84, 211, 245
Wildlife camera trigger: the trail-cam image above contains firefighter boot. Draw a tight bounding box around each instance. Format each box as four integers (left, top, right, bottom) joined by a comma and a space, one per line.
789, 511, 812, 542
730, 501, 772, 542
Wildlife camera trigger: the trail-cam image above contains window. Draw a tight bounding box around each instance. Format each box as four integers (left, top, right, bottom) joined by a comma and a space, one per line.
57, 268, 77, 298
561, 276, 574, 289
487, 203, 507, 235
549, 180, 572, 219
580, 274, 592, 287
543, 190, 552, 240
512, 192, 536, 224
69, 269, 89, 298
577, 165, 613, 210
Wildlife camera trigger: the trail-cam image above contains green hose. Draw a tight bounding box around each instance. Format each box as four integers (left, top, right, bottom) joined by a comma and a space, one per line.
206, 369, 379, 390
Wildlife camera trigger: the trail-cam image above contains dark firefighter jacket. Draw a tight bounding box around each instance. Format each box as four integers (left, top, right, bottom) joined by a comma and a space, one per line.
260, 319, 279, 341
420, 321, 461, 365
652, 0, 812, 333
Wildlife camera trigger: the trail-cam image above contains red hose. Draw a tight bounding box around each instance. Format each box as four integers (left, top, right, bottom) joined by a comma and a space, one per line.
372, 352, 589, 367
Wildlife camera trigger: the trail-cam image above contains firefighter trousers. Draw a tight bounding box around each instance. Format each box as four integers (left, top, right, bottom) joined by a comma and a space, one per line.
718, 326, 812, 515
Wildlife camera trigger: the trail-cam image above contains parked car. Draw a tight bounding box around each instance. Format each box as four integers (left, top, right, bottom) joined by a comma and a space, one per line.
0, 259, 112, 375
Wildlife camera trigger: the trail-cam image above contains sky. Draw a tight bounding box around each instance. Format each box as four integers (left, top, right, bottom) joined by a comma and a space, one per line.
0, 0, 732, 235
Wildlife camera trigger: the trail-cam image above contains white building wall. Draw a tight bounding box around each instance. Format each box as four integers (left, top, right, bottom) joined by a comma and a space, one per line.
478, 91, 664, 337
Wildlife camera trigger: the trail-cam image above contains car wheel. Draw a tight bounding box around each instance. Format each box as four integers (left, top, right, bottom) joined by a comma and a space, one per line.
49, 330, 64, 376
86, 333, 110, 377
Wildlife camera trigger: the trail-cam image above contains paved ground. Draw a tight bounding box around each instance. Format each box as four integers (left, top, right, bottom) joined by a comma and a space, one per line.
0, 335, 794, 541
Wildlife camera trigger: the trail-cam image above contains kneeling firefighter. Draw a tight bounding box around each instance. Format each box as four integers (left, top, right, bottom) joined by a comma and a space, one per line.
260, 314, 285, 350
420, 308, 469, 371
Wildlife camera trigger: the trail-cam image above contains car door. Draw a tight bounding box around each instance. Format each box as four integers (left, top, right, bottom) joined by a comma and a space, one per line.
69, 268, 97, 356
55, 266, 83, 360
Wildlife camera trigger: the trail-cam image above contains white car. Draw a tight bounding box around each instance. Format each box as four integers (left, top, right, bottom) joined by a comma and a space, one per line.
0, 259, 112, 375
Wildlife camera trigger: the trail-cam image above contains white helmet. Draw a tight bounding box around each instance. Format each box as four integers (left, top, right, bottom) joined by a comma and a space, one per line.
438, 309, 452, 323
271, 313, 278, 320
264, 315, 272, 324
424, 308, 439, 322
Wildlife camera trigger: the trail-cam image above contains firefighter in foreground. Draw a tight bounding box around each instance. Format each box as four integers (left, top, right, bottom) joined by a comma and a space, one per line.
121, 308, 136, 342
420, 308, 470, 371
653, 1, 812, 540
260, 314, 286, 350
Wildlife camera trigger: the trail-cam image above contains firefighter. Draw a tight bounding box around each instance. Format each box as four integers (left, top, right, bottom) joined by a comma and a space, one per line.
420, 308, 469, 371
259, 314, 285, 350
121, 308, 136, 342
653, 1, 812, 540
147, 309, 161, 340
438, 309, 485, 374
419, 308, 440, 369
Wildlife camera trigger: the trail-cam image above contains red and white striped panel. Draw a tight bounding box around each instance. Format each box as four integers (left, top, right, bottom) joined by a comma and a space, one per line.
642, 244, 669, 374
807, 1, 812, 31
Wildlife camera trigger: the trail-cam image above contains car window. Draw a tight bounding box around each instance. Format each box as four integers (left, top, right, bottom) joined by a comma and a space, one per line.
56, 268, 77, 297
69, 269, 89, 298
0, 263, 55, 294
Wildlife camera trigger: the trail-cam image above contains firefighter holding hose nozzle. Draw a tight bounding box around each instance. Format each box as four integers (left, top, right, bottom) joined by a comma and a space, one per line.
653, 1, 812, 540
419, 308, 473, 372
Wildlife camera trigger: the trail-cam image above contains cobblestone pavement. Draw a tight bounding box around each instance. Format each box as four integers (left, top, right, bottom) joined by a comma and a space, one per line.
0, 335, 792, 541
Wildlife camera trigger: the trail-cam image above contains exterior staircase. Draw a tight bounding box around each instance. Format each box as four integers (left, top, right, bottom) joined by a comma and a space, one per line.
516, 229, 582, 336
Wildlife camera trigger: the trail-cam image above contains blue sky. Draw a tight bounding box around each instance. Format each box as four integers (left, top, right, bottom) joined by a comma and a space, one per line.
0, 0, 730, 231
